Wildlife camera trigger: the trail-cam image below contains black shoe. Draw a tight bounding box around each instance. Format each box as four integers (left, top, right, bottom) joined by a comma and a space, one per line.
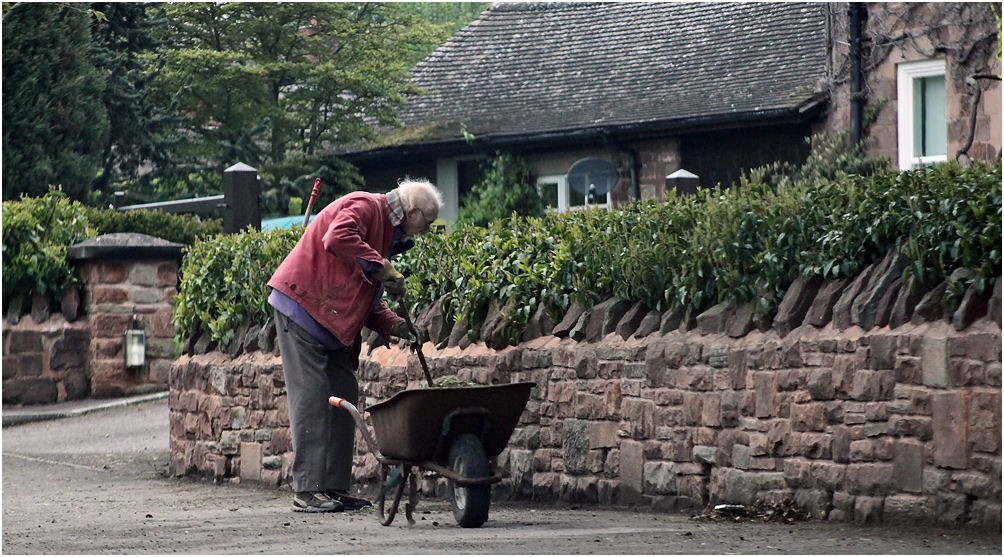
292, 492, 344, 513
327, 490, 372, 511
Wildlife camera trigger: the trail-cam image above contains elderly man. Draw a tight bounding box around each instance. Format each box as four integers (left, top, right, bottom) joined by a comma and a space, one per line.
268, 178, 442, 512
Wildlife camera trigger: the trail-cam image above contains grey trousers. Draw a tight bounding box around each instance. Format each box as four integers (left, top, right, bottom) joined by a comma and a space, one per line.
274, 310, 358, 493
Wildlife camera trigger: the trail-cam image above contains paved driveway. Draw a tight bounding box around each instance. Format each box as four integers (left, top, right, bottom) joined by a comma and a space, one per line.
2, 398, 1000, 554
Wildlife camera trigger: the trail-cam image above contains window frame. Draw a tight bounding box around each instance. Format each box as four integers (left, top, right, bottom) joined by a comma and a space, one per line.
897, 59, 948, 169
536, 174, 611, 213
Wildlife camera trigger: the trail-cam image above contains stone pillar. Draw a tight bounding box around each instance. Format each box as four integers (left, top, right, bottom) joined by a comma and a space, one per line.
69, 233, 184, 398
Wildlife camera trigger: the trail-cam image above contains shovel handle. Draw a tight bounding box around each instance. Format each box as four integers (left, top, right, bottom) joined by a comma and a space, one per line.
398, 300, 434, 387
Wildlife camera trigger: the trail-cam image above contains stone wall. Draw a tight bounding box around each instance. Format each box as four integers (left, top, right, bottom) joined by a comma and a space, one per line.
77, 259, 179, 397
2, 317, 90, 404
167, 262, 1002, 529
3, 245, 181, 404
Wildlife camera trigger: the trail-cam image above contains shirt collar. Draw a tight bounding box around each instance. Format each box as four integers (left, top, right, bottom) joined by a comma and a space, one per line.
385, 190, 405, 226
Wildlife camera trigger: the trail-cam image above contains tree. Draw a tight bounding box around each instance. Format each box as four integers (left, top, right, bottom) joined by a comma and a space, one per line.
88, 2, 178, 206
2, 3, 109, 202
457, 152, 543, 227
395, 2, 490, 65
147, 2, 441, 214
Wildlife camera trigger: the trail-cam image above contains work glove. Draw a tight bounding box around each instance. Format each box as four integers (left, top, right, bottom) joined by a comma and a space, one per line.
391, 320, 423, 346
374, 260, 406, 298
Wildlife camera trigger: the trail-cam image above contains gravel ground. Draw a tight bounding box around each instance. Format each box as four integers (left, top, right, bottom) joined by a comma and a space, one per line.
2, 398, 1000, 555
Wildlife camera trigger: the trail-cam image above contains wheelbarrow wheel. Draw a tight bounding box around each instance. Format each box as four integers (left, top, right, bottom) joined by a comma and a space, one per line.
446, 433, 491, 528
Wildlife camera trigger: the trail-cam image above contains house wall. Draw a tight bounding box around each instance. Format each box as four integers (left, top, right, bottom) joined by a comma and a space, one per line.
821, 2, 1002, 168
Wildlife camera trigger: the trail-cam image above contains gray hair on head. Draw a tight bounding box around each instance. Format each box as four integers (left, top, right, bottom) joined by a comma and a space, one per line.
396, 178, 443, 215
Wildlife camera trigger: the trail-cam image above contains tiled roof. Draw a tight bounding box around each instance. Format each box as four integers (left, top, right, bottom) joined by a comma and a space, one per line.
363, 2, 828, 152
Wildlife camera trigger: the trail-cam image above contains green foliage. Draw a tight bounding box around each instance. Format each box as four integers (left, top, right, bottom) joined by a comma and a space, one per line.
456, 152, 544, 227
89, 2, 178, 200
395, 2, 489, 64
147, 2, 435, 213
84, 208, 223, 246
2, 189, 92, 304
173, 227, 301, 346
288, 197, 303, 217
1, 189, 223, 308
2, 3, 109, 202
175, 149, 1000, 348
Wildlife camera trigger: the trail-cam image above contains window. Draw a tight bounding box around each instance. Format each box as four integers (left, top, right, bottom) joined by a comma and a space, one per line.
897, 60, 947, 169
536, 174, 610, 213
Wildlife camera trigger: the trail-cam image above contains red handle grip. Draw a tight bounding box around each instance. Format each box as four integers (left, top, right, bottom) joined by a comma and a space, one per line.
308, 178, 321, 207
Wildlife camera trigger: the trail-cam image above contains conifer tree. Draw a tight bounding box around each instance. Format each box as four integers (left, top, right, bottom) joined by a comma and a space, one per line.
2, 3, 109, 202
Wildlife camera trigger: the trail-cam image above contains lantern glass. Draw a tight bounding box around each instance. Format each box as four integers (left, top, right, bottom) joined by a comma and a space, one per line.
125, 328, 146, 367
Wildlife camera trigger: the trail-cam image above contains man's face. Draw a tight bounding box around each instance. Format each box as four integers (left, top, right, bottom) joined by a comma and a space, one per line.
403, 206, 437, 236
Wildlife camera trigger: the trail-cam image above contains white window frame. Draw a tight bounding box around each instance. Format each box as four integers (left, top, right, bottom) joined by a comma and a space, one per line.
536, 174, 611, 213
897, 59, 948, 169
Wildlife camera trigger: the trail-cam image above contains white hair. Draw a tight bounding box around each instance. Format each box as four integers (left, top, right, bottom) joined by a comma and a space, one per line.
396, 178, 443, 216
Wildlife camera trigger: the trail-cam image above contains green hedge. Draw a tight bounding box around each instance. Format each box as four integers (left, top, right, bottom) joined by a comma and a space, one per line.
1, 188, 224, 309
2, 190, 91, 305
173, 158, 1000, 348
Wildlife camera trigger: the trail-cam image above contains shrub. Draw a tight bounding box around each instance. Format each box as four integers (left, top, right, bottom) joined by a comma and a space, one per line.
2, 189, 92, 305
175, 154, 1000, 348
456, 152, 543, 227
84, 207, 222, 245
173, 227, 301, 346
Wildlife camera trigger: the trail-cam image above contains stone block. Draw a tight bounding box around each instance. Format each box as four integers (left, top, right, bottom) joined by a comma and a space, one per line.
615, 302, 649, 340
931, 392, 967, 469
732, 444, 750, 470
883, 494, 930, 525
893, 440, 924, 493
240, 442, 261, 481
833, 264, 876, 330
553, 301, 587, 338
911, 282, 948, 325
696, 301, 731, 335
521, 302, 555, 343
129, 263, 158, 286
619, 440, 644, 503
562, 419, 589, 474
693, 445, 717, 465
774, 275, 822, 337
968, 390, 1002, 453
7, 330, 42, 353
588, 421, 620, 449
851, 250, 906, 330
725, 302, 755, 338
889, 276, 925, 328
633, 310, 662, 338
873, 277, 902, 328
659, 305, 684, 334
805, 278, 851, 327
952, 279, 989, 331
643, 461, 676, 495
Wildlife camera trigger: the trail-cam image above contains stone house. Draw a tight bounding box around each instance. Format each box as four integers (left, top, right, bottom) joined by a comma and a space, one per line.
333, 2, 1001, 225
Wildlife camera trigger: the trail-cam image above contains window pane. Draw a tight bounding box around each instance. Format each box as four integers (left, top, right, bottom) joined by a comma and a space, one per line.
913, 75, 946, 158
538, 182, 558, 210
922, 76, 946, 157
569, 187, 585, 207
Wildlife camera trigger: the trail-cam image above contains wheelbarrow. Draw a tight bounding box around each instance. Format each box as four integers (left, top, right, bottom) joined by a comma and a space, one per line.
330, 382, 534, 528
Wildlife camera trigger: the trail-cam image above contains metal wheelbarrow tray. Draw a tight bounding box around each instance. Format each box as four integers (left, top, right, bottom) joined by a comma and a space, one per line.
330, 381, 535, 528
367, 382, 534, 462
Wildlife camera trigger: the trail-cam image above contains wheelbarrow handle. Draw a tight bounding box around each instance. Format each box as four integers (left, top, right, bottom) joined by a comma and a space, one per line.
328, 396, 381, 454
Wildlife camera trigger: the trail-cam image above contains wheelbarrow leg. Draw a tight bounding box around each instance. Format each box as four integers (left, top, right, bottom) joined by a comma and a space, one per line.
404, 469, 418, 527
378, 464, 411, 526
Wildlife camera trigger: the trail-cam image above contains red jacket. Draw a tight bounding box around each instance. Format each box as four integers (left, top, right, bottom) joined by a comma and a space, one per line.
268, 192, 402, 347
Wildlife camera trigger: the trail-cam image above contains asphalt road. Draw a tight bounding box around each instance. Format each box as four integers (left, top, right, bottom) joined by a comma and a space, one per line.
2, 398, 1000, 554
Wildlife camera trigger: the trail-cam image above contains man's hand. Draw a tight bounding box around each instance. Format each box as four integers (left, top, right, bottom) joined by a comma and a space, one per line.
391, 321, 423, 345
374, 260, 406, 297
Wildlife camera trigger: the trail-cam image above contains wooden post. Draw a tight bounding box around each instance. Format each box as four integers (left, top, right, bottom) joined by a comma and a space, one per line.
223, 162, 261, 234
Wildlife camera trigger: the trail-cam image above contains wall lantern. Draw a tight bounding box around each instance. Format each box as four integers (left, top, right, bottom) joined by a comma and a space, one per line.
124, 308, 146, 368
